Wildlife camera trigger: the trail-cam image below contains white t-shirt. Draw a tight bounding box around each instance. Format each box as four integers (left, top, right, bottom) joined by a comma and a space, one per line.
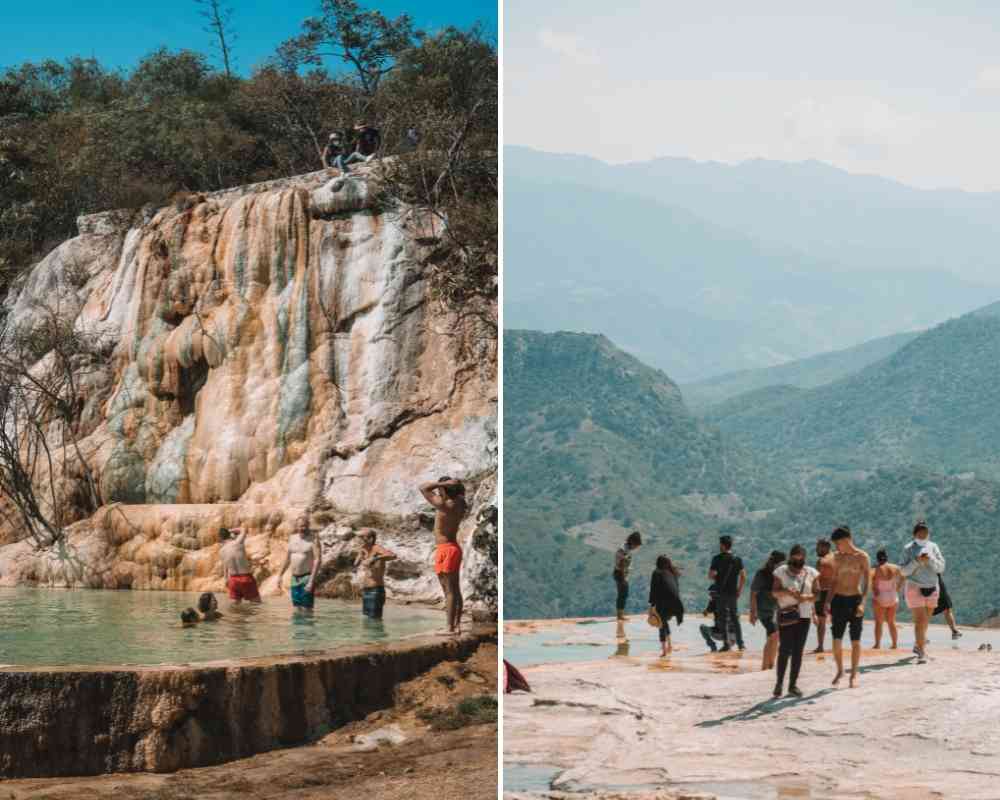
773, 565, 819, 619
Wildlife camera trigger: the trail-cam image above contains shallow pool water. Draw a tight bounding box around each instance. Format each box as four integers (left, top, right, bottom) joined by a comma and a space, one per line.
0, 587, 442, 667
504, 614, 998, 668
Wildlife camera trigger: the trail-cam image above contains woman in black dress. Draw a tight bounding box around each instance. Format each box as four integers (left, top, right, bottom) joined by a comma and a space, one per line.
649, 555, 684, 656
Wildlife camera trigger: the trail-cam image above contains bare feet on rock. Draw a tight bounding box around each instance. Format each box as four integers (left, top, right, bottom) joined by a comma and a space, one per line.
832, 669, 843, 686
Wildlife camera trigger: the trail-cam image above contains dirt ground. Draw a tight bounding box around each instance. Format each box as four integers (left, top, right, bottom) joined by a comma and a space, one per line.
4, 643, 498, 800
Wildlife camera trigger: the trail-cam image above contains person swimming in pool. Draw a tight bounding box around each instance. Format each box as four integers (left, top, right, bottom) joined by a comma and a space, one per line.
420, 476, 468, 634
197, 592, 223, 621
180, 608, 200, 626
276, 515, 322, 611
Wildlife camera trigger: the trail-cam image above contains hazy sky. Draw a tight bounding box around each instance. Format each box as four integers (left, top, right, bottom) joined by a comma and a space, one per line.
505, 1, 1000, 191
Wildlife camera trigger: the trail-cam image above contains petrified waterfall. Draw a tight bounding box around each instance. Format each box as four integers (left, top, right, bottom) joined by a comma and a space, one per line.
0, 169, 497, 605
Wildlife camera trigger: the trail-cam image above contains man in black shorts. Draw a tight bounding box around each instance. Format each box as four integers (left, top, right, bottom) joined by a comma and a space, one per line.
813, 538, 835, 653
824, 526, 870, 688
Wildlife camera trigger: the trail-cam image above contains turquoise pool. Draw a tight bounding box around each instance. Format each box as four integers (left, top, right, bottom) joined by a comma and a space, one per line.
0, 587, 442, 667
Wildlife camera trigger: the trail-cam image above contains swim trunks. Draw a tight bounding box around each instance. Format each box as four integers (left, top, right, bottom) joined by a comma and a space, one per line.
434, 541, 463, 574
814, 589, 829, 618
290, 573, 315, 608
761, 613, 777, 636
905, 581, 939, 610
227, 573, 260, 602
362, 586, 386, 618
830, 594, 864, 641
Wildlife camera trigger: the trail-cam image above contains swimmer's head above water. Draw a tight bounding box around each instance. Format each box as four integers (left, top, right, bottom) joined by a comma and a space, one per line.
180, 608, 199, 626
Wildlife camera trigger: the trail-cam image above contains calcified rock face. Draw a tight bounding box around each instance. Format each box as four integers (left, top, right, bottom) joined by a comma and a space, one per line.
0, 169, 497, 605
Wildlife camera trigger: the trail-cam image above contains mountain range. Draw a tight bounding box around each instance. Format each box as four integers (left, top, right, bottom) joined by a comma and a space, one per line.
504, 313, 1000, 624
504, 147, 998, 381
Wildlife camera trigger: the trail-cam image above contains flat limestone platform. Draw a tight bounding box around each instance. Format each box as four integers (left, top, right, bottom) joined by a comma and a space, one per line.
504, 617, 1000, 800
0, 626, 495, 778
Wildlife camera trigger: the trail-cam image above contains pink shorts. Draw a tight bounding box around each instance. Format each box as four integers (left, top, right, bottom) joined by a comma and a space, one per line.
905, 582, 938, 610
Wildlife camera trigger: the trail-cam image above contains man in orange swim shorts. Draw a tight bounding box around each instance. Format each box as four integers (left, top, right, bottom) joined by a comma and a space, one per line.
421, 476, 468, 634
219, 527, 261, 603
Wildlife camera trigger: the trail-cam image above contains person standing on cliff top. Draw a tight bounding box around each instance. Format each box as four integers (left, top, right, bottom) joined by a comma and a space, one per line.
825, 526, 870, 688
420, 477, 468, 634
613, 531, 642, 622
355, 528, 397, 619
900, 521, 946, 664
708, 535, 746, 651
276, 515, 323, 611
219, 527, 261, 603
813, 538, 835, 653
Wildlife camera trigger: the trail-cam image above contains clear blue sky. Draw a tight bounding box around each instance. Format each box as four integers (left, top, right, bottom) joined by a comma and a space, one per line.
3, 0, 497, 74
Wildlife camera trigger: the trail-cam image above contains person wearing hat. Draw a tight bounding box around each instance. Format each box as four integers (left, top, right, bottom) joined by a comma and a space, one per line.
900, 520, 946, 664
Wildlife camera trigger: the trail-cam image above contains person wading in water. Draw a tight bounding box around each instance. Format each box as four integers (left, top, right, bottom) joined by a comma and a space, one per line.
420, 477, 468, 634
613, 531, 642, 621
276, 515, 323, 611
355, 528, 397, 619
219, 527, 261, 604
825, 526, 870, 688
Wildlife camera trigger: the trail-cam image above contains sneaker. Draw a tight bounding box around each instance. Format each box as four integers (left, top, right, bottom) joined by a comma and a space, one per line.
699, 625, 718, 652
719, 645, 732, 652
787, 686, 803, 698
773, 684, 783, 698
916, 650, 927, 664
738, 645, 746, 652
952, 630, 962, 640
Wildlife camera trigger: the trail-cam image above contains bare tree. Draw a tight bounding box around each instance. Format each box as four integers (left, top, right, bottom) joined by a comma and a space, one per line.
0, 301, 109, 547
196, 0, 238, 78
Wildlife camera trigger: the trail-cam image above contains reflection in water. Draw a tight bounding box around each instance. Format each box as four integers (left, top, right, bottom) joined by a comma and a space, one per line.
611, 640, 631, 658
0, 587, 440, 667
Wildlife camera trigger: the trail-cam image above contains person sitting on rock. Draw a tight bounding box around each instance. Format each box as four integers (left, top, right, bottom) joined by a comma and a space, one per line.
420, 477, 468, 634
197, 592, 223, 621
353, 122, 382, 162
277, 515, 322, 611
219, 527, 261, 604
355, 528, 397, 620
322, 131, 349, 173
180, 608, 200, 626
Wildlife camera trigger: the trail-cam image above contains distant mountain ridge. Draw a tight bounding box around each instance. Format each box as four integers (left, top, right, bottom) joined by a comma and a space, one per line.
683, 330, 923, 411
507, 145, 1000, 285
712, 305, 1000, 482
504, 149, 996, 381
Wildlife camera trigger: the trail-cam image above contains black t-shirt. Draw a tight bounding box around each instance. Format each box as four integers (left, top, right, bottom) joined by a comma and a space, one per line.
710, 552, 743, 596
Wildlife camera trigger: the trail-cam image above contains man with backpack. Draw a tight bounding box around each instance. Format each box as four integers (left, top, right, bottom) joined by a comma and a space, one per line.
708, 535, 747, 651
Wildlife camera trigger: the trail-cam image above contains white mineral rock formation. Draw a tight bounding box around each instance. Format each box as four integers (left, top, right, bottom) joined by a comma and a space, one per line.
0, 167, 497, 607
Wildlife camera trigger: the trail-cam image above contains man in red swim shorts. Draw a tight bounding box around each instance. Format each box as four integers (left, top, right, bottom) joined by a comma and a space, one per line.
421, 476, 468, 634
219, 527, 261, 603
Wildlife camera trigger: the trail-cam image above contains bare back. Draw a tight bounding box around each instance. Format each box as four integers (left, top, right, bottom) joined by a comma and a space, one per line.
816, 553, 836, 590
220, 540, 250, 577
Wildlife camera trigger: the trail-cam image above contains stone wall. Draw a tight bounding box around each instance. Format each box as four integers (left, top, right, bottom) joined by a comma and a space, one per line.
0, 628, 494, 778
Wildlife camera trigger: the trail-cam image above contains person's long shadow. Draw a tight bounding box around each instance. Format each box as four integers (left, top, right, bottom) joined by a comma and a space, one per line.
696, 688, 836, 728
857, 656, 915, 673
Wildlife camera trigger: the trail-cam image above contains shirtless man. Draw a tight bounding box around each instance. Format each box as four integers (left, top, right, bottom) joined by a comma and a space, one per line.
355, 528, 397, 619
813, 538, 836, 653
824, 526, 870, 688
276, 515, 322, 610
420, 476, 468, 634
219, 527, 261, 603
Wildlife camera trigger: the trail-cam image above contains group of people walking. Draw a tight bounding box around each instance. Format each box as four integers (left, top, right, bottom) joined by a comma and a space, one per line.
181, 477, 468, 633
615, 520, 959, 699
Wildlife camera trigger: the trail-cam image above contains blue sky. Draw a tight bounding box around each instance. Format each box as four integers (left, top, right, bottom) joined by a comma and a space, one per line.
505, 0, 1000, 191
3, 0, 497, 75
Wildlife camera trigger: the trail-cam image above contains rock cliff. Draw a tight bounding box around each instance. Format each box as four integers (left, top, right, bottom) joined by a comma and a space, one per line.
0, 167, 497, 607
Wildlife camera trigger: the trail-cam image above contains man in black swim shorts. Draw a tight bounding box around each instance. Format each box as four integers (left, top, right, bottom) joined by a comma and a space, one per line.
824, 526, 870, 688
